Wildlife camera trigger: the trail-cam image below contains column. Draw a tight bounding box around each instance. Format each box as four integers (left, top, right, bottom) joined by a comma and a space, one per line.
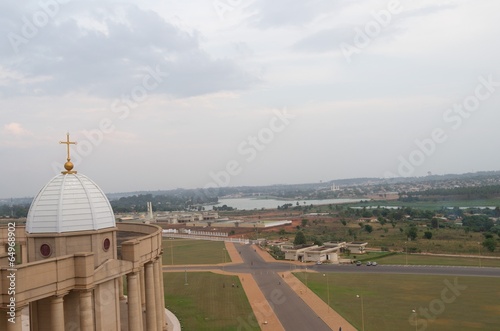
153, 259, 163, 331
21, 243, 28, 264
159, 256, 167, 330
50, 295, 65, 331
118, 276, 125, 300
145, 262, 157, 331
0, 306, 24, 331
139, 268, 146, 308
127, 272, 142, 331
80, 290, 94, 331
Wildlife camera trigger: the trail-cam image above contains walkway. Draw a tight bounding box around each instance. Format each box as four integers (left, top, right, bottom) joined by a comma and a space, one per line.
165, 242, 356, 331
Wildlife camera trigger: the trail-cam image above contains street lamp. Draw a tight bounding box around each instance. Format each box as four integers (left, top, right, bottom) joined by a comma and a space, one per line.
323, 273, 330, 312
405, 241, 408, 266
305, 267, 308, 292
184, 269, 188, 286
356, 294, 364, 331
222, 248, 226, 270
412, 309, 417, 331
478, 242, 481, 267
170, 239, 174, 265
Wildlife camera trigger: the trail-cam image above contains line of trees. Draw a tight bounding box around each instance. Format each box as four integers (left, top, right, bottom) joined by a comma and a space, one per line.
0, 204, 30, 218
406, 184, 500, 200
110, 192, 218, 213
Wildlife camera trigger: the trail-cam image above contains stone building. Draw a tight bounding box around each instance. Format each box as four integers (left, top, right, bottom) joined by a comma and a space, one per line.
0, 134, 167, 331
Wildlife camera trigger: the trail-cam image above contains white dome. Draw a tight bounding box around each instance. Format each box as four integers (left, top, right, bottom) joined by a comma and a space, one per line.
26, 173, 116, 233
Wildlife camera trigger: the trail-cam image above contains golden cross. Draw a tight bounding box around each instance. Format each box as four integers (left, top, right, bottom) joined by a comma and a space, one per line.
60, 132, 77, 162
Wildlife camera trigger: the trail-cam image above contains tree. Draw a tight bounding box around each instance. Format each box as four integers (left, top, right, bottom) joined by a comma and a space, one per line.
340, 219, 347, 226
431, 218, 439, 229
462, 215, 494, 232
294, 231, 307, 246
301, 219, 309, 227
407, 226, 418, 241
423, 231, 433, 240
312, 237, 323, 246
483, 238, 497, 252
494, 206, 500, 218
361, 210, 372, 218
364, 224, 373, 233
268, 245, 285, 260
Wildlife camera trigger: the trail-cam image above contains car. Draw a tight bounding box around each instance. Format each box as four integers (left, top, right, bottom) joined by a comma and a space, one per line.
366, 261, 372, 266
356, 261, 362, 266
316, 261, 322, 265
372, 261, 377, 266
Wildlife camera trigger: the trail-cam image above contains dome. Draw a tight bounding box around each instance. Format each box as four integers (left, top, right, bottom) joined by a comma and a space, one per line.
26, 173, 116, 233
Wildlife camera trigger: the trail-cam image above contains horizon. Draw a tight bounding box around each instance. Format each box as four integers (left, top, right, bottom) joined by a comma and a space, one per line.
3, 168, 500, 201
2, 1, 500, 198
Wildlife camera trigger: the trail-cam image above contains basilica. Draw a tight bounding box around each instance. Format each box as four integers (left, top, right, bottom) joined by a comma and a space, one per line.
0, 134, 167, 331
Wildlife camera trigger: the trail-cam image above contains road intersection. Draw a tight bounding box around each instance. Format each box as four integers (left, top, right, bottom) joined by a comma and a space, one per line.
164, 243, 500, 331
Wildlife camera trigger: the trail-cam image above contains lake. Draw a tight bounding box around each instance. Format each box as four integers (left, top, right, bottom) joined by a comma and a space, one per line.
204, 197, 362, 210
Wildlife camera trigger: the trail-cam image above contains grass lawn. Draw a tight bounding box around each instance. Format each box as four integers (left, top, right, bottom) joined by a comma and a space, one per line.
164, 272, 259, 331
295, 272, 500, 331
162, 239, 231, 265
373, 253, 500, 267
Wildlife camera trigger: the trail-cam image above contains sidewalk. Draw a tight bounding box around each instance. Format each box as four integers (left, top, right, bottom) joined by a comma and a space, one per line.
281, 271, 356, 331
237, 273, 285, 331
225, 241, 244, 264
254, 244, 356, 330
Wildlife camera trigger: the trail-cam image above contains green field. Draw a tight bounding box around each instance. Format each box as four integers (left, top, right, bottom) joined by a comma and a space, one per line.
342, 199, 500, 210
295, 272, 500, 331
162, 239, 231, 265
359, 227, 495, 256
369, 252, 500, 267
164, 272, 259, 331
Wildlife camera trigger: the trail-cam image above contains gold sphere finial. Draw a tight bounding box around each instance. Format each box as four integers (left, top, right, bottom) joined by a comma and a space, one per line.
64, 161, 74, 172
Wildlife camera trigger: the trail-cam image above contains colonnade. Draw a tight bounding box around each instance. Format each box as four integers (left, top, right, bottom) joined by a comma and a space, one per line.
126, 257, 166, 331
0, 258, 165, 331
0, 223, 166, 331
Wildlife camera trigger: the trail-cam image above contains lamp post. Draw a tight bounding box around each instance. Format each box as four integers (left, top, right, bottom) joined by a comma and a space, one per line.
170, 239, 174, 265
412, 309, 417, 331
184, 269, 188, 286
323, 273, 330, 312
356, 294, 364, 331
478, 242, 481, 267
405, 241, 408, 266
305, 267, 308, 292
222, 248, 226, 270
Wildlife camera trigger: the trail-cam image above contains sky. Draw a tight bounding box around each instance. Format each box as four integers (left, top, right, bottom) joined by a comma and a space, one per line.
1, 0, 500, 199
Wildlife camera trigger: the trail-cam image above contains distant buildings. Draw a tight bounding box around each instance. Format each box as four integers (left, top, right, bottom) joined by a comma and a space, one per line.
280, 241, 368, 263
116, 210, 219, 224
156, 211, 219, 224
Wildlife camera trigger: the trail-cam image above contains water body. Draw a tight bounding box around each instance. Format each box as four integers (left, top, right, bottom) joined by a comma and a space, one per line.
204, 197, 362, 210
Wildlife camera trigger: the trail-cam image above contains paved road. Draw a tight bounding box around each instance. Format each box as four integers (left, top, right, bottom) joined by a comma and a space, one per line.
236, 244, 332, 331
164, 244, 500, 331
167, 260, 500, 279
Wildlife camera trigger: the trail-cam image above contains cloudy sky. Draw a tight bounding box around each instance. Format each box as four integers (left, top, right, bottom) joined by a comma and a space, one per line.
1, 0, 499, 198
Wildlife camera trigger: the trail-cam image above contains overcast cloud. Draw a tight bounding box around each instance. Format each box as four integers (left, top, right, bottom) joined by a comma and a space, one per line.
1, 0, 499, 198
